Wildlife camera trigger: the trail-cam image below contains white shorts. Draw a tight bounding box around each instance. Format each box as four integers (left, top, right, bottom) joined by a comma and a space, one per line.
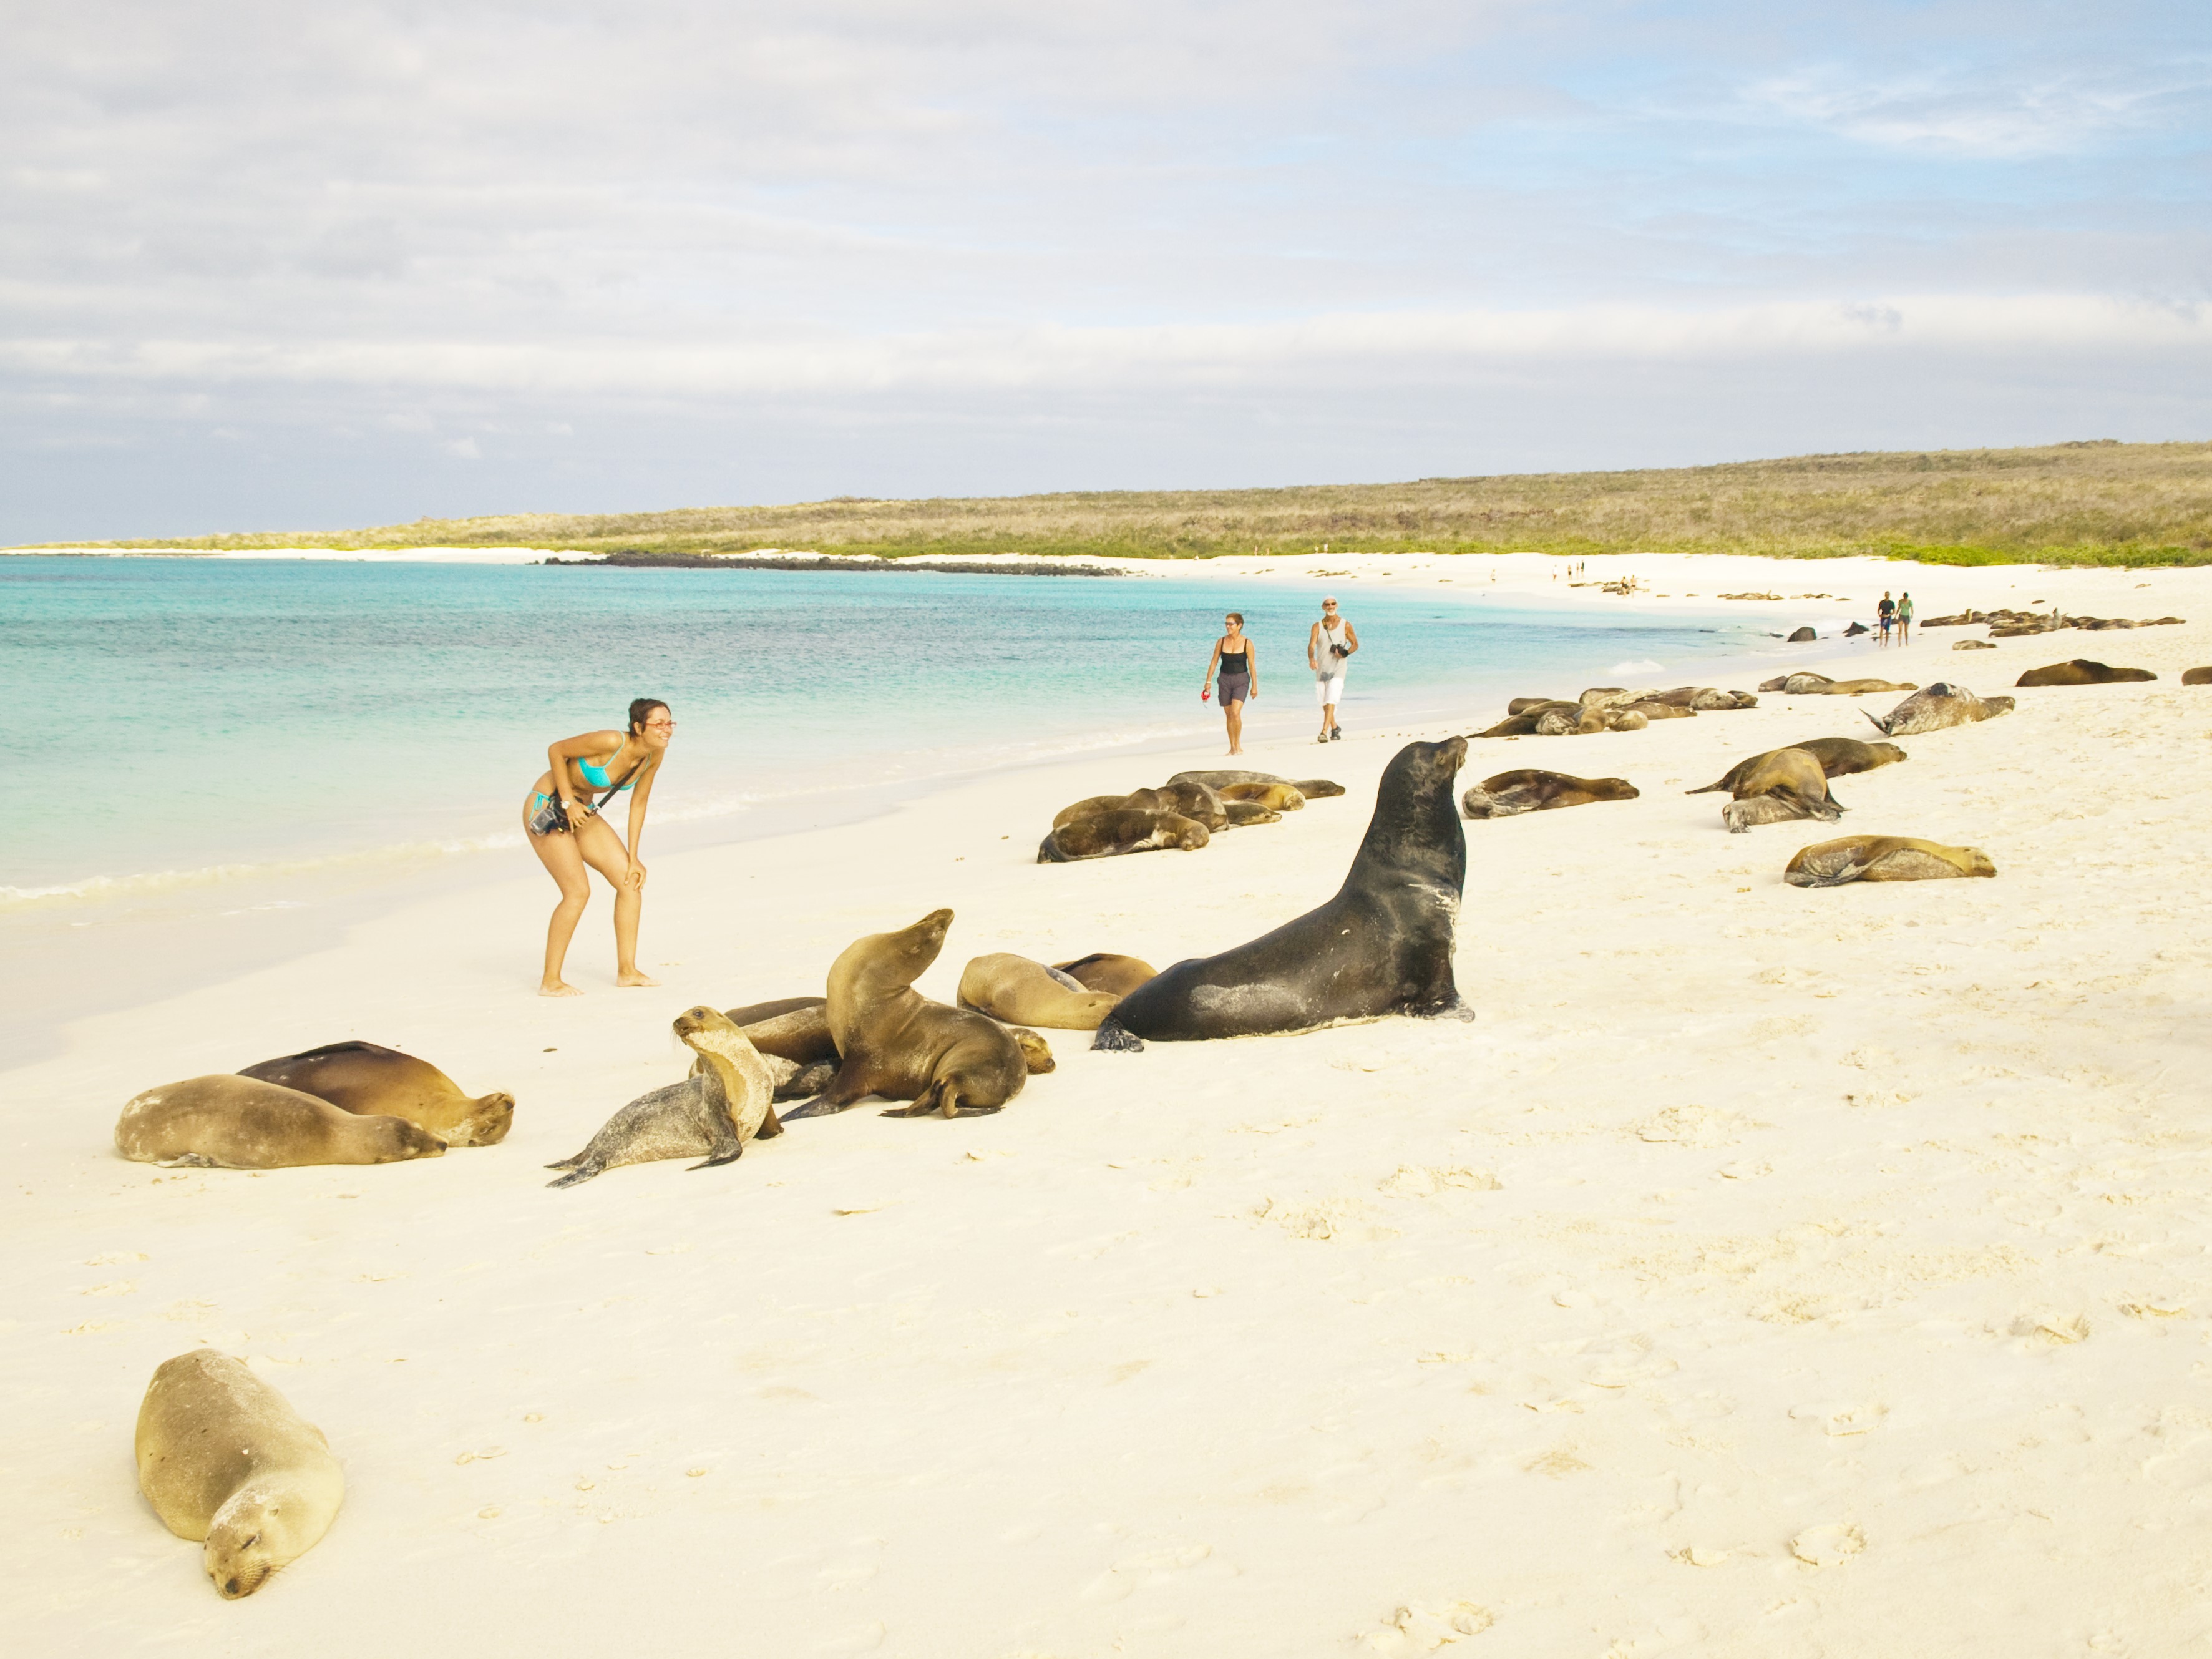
1315, 672, 1347, 705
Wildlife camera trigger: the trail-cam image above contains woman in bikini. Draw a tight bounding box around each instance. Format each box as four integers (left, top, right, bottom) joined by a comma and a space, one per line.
1202, 611, 1258, 754
524, 697, 675, 997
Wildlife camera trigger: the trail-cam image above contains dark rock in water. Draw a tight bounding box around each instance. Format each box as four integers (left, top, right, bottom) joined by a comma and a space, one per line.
1843, 621, 1869, 636
1788, 626, 1818, 643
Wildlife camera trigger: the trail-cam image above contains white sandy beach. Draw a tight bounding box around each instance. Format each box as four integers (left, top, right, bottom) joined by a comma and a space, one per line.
9, 553, 2212, 1655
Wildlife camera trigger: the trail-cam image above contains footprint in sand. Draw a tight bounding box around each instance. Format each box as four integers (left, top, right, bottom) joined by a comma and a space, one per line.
1360, 1599, 1494, 1650
1079, 1540, 1234, 1603
1789, 1402, 1888, 1437
1380, 1166, 1500, 1197
1789, 1524, 1865, 1567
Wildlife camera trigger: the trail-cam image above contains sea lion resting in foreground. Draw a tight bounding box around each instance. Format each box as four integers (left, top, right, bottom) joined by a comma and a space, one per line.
959, 953, 1123, 1030
137, 1349, 344, 1599
1687, 737, 1906, 796
2185, 667, 2212, 686
1864, 683, 2015, 737
1038, 808, 1209, 863
784, 909, 1038, 1120
116, 1075, 446, 1169
1720, 748, 1844, 834
2015, 659, 2157, 687
1168, 770, 1346, 798
1785, 836, 1997, 887
1096, 738, 1471, 1048
546, 1006, 777, 1187
236, 1042, 513, 1147
1052, 952, 1158, 996
1461, 770, 1638, 819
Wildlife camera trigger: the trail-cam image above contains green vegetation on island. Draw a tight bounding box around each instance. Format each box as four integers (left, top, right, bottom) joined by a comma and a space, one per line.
26, 439, 2212, 567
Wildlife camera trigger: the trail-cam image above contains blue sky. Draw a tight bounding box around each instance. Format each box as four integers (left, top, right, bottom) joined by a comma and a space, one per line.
3, 0, 2208, 540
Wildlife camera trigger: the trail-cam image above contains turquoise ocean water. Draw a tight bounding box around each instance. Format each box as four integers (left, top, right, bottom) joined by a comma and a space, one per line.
1, 556, 1786, 1057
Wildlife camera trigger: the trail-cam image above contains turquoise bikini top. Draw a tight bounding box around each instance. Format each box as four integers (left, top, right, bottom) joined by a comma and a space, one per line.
578, 746, 635, 793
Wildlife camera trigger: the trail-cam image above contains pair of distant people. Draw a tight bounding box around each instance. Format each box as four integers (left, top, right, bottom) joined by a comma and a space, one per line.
1876, 590, 1914, 645
1200, 597, 1360, 753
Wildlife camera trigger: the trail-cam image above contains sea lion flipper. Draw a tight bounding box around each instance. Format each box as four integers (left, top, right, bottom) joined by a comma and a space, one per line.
547, 1162, 601, 1189
754, 1105, 784, 1139
1091, 1017, 1145, 1053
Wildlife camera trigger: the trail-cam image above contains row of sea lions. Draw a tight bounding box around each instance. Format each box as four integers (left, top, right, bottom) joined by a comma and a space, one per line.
1756, 671, 1918, 696
1475, 684, 1758, 738
1039, 769, 1344, 861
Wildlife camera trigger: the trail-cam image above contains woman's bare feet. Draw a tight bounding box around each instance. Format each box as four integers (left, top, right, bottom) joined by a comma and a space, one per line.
539, 981, 583, 998
616, 970, 661, 988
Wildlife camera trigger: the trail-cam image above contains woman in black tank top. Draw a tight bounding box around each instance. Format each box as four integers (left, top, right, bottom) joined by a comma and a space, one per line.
1203, 611, 1257, 754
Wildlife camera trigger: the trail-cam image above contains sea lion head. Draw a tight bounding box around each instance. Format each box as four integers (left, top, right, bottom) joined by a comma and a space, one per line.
444, 1092, 515, 1147
1869, 742, 1907, 768
673, 1004, 756, 1062
836, 909, 955, 999
1355, 737, 1468, 889
204, 1487, 293, 1598
379, 1118, 448, 1161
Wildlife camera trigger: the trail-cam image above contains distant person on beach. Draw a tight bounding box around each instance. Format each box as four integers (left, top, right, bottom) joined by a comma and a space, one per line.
1878, 591, 1896, 645
1896, 591, 1914, 644
1309, 596, 1358, 742
1202, 611, 1258, 754
524, 698, 674, 997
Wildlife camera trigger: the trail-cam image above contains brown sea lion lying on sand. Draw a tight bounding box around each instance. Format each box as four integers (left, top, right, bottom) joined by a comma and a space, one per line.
2015, 659, 2157, 687
1039, 808, 1210, 863
1217, 781, 1305, 812
1784, 836, 1997, 887
1765, 673, 1919, 696
237, 1042, 513, 1147
958, 954, 1123, 1030
117, 1075, 446, 1169
2186, 667, 2212, 685
1720, 748, 1845, 834
784, 909, 1038, 1120
1461, 770, 1639, 818
1052, 952, 1159, 996
1687, 737, 1906, 796
1864, 683, 2015, 737
1167, 770, 1345, 798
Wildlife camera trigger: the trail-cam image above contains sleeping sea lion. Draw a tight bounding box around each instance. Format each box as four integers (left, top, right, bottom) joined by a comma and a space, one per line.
1505, 697, 1560, 716
1167, 771, 1345, 798
1785, 836, 1997, 887
1461, 770, 1639, 819
1220, 800, 1282, 826
958, 953, 1123, 1030
135, 1349, 344, 1598
2184, 667, 2212, 685
1053, 793, 1135, 829
115, 1076, 446, 1169
1690, 688, 1758, 710
546, 1006, 776, 1187
1866, 683, 2015, 736
1151, 778, 1227, 829
1785, 675, 1917, 695
783, 909, 1032, 1120
1217, 781, 1305, 812
236, 1043, 512, 1147
1052, 952, 1159, 996
1620, 700, 1690, 720
1760, 671, 1826, 693
1954, 639, 1996, 650
1038, 808, 1209, 863
1720, 747, 1844, 834
1095, 738, 1470, 1048
2015, 659, 2158, 687
1687, 737, 1906, 796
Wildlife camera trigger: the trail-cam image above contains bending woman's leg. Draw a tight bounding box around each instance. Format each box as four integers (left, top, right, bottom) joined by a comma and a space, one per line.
525, 802, 591, 997
573, 814, 658, 988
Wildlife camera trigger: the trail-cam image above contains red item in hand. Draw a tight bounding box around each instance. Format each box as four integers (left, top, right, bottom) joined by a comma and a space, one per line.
1202, 689, 1211, 701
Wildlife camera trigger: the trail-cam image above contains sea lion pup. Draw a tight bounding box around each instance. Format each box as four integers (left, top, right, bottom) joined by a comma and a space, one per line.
782, 909, 1031, 1120
547, 1007, 775, 1187
1720, 747, 1844, 834
1687, 737, 1907, 796
1866, 682, 2015, 737
1037, 808, 1209, 863
1217, 781, 1306, 812
1094, 737, 1470, 1049
1219, 800, 1282, 826
2016, 659, 2158, 687
1052, 952, 1159, 997
958, 953, 1123, 1030
236, 1043, 512, 1147
1461, 770, 1638, 819
1167, 770, 1346, 798
136, 1349, 344, 1599
116, 1077, 446, 1170
1785, 835, 1997, 887
2186, 667, 2212, 685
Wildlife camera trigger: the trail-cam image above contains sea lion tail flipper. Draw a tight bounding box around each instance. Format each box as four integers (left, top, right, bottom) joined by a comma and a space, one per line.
1683, 780, 1725, 795
1786, 862, 1874, 889
1091, 1017, 1145, 1053
689, 1112, 746, 1169
688, 1145, 744, 1169
157, 1153, 222, 1169
543, 1153, 583, 1170
546, 1162, 601, 1189
1861, 710, 1888, 733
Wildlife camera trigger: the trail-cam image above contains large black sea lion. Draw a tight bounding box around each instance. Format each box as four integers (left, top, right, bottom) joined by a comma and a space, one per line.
1094, 737, 1471, 1049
